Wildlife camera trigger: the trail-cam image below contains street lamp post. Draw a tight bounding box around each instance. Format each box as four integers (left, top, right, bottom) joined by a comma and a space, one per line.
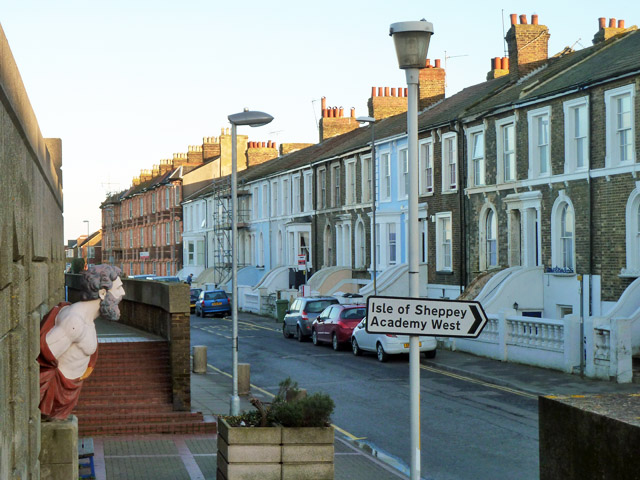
83, 220, 90, 263
390, 19, 433, 480
356, 116, 377, 294
227, 108, 274, 416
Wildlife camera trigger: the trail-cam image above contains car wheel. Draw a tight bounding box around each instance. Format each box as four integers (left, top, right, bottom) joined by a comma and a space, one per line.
376, 343, 389, 362
283, 323, 292, 339
332, 333, 340, 351
424, 349, 437, 359
312, 330, 320, 346
352, 338, 362, 356
296, 326, 304, 342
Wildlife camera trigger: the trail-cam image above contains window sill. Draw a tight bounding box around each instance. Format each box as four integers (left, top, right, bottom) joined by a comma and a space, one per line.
546, 272, 576, 277
442, 190, 458, 195
436, 270, 454, 275
619, 268, 640, 278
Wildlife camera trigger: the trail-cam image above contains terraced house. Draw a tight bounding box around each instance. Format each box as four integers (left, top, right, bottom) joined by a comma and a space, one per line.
100, 13, 640, 382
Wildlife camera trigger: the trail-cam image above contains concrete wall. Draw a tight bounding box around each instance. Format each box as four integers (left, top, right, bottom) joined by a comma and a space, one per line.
539, 394, 640, 479
0, 24, 65, 480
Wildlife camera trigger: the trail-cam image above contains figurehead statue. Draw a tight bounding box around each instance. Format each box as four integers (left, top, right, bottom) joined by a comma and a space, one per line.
38, 265, 125, 420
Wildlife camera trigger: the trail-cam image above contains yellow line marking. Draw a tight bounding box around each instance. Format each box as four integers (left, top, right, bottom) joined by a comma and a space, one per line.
211, 317, 280, 333
420, 364, 538, 399
204, 363, 365, 440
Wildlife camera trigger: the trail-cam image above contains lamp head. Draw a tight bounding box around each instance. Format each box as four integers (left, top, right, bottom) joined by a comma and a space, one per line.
389, 19, 434, 69
228, 109, 274, 127
356, 116, 376, 124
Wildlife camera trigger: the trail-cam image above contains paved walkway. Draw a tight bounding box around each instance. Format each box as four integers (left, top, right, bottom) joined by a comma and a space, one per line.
90, 315, 640, 479
91, 318, 410, 479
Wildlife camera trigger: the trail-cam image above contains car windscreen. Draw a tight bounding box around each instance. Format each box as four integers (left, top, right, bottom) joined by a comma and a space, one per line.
205, 291, 227, 300
305, 300, 336, 313
342, 308, 367, 319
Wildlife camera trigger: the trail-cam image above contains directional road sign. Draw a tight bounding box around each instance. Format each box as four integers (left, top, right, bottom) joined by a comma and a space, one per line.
366, 295, 488, 338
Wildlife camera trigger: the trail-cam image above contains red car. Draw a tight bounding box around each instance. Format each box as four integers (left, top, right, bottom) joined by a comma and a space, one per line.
312, 304, 367, 351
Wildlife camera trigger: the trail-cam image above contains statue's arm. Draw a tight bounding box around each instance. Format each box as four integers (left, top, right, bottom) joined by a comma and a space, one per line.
45, 313, 86, 359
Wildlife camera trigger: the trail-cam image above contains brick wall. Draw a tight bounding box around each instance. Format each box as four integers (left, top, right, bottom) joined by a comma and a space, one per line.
0, 25, 65, 479
506, 15, 550, 78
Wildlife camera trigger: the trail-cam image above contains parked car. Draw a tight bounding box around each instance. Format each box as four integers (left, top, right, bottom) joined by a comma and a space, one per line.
190, 288, 202, 313
195, 289, 231, 317
351, 317, 437, 362
312, 304, 367, 350
282, 296, 340, 342
127, 274, 157, 280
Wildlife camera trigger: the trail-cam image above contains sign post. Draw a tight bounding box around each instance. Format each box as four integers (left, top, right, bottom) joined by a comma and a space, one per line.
366, 295, 488, 478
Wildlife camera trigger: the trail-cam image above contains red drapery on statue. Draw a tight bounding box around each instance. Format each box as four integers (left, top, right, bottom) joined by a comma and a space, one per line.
38, 302, 98, 420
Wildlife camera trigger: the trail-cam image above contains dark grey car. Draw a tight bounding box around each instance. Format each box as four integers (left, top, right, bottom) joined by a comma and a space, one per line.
282, 296, 339, 342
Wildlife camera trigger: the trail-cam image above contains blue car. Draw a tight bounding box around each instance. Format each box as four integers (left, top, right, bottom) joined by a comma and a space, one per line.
195, 290, 231, 317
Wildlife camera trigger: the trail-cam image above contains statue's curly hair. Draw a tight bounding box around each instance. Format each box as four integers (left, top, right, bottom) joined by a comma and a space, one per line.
79, 265, 122, 301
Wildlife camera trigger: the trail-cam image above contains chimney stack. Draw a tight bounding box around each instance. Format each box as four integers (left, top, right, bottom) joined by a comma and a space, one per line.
486, 56, 510, 80
319, 97, 358, 141
592, 17, 633, 44
505, 13, 550, 78
367, 58, 445, 120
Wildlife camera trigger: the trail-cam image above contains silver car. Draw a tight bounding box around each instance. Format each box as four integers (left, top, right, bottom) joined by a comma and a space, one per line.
351, 317, 437, 362
282, 296, 339, 342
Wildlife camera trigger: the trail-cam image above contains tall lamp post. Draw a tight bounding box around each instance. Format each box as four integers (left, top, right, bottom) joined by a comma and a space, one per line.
355, 116, 377, 294
83, 220, 90, 263
389, 19, 433, 480
227, 108, 274, 415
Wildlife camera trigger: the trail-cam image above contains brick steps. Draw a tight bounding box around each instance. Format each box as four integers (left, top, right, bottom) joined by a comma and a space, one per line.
73, 340, 216, 436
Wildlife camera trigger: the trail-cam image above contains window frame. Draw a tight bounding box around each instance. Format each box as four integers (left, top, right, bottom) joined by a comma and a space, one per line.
345, 158, 357, 205
292, 174, 301, 214
361, 154, 372, 203
466, 126, 485, 187
605, 84, 636, 168
496, 116, 517, 183
441, 132, 458, 192
435, 212, 453, 272
551, 194, 576, 272
380, 151, 392, 201
419, 137, 434, 195
398, 147, 409, 199
303, 171, 313, 212
331, 164, 341, 207
527, 106, 552, 179
563, 96, 589, 173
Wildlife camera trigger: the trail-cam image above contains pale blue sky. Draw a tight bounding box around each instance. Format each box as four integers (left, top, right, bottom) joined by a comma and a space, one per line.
2, 1, 637, 239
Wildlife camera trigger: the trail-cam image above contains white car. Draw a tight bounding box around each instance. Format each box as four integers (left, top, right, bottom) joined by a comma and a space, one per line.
351, 317, 437, 362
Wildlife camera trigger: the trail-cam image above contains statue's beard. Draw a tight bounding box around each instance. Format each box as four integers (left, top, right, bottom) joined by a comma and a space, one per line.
100, 291, 121, 321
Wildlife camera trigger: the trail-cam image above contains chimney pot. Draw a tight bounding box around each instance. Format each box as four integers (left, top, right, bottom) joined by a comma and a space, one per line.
404, 88, 408, 97
425, 59, 431, 67
391, 87, 397, 96
609, 18, 616, 28
350, 107, 355, 118
435, 59, 441, 68
519, 14, 528, 24
531, 14, 538, 25
399, 87, 404, 97
492, 57, 498, 69
502, 57, 509, 70
384, 87, 390, 96
510, 13, 517, 25
339, 107, 344, 117
378, 87, 383, 97
598, 17, 606, 29
372, 86, 377, 97
618, 19, 625, 28
261, 142, 266, 148
321, 97, 326, 110
322, 108, 327, 118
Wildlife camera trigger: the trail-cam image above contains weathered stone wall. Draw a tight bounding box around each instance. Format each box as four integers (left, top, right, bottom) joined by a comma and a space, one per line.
0, 24, 64, 480
539, 394, 640, 479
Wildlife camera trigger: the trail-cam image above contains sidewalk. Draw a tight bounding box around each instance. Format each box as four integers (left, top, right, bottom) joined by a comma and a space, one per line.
91, 317, 411, 480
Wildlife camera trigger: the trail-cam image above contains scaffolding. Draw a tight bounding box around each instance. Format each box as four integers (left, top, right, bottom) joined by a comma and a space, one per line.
211, 177, 251, 285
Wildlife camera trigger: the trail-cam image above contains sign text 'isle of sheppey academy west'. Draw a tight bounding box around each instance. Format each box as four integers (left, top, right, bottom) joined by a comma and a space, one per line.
366, 296, 488, 338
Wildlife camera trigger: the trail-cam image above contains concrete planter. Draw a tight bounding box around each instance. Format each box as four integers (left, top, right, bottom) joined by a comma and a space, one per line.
217, 418, 334, 480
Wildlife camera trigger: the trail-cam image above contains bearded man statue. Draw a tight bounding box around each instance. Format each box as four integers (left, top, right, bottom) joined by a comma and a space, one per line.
38, 265, 125, 420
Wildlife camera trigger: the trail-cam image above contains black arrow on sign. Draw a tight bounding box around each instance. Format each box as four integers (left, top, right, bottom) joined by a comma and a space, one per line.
467, 304, 484, 335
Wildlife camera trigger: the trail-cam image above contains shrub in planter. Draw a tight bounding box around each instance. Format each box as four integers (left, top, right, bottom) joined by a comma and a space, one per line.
217, 378, 336, 480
